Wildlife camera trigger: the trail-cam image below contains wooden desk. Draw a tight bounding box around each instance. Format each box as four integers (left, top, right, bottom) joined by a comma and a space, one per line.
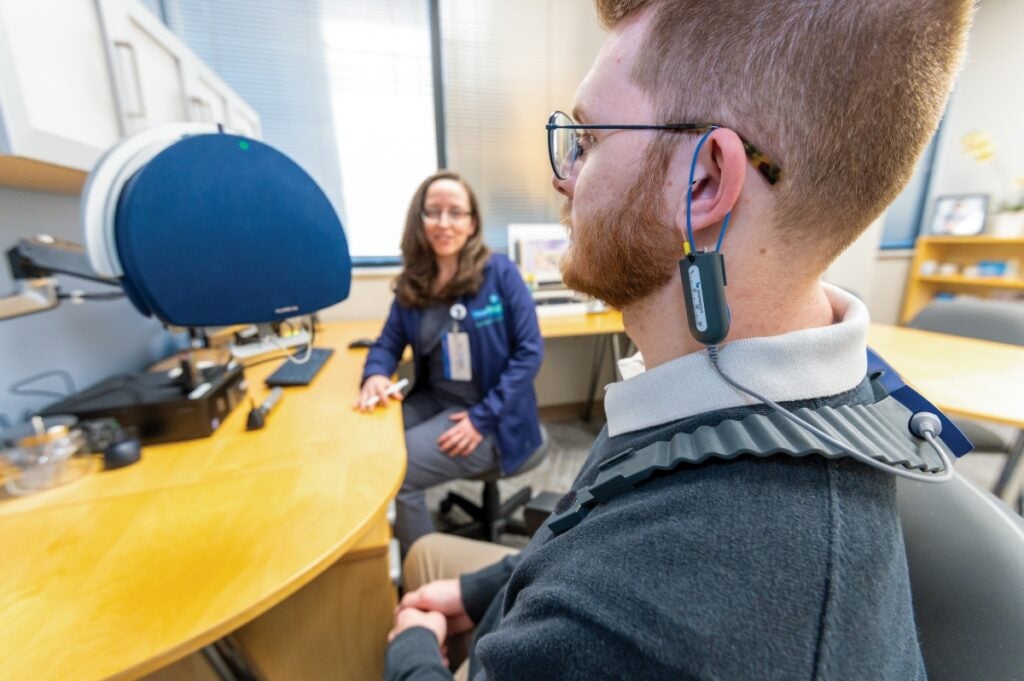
537, 310, 624, 339
0, 321, 406, 681
867, 324, 1024, 430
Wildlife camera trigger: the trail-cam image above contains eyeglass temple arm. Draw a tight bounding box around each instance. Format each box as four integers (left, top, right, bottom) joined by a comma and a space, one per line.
547, 122, 782, 184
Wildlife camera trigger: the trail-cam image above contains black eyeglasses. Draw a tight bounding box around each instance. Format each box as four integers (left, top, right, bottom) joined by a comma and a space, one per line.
546, 110, 782, 185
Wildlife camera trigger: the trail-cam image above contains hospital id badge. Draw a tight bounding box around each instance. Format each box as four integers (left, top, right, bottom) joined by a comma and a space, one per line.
443, 331, 473, 381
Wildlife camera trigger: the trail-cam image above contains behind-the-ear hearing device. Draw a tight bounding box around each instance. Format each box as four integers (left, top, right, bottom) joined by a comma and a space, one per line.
680, 251, 730, 345
677, 128, 962, 484
681, 128, 731, 346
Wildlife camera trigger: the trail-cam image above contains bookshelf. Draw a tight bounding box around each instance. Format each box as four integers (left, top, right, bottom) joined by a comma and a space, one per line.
900, 236, 1024, 323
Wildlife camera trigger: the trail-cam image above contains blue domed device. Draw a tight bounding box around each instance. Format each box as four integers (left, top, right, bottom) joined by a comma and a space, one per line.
81, 123, 351, 326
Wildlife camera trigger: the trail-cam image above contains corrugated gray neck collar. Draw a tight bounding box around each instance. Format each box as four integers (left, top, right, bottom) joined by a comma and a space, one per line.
604, 283, 868, 438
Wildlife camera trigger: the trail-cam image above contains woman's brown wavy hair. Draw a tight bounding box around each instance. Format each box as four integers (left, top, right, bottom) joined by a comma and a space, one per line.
394, 171, 490, 308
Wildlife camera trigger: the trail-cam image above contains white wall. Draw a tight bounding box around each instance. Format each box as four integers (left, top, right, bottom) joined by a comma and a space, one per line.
868, 254, 914, 326
319, 269, 397, 322
825, 217, 884, 303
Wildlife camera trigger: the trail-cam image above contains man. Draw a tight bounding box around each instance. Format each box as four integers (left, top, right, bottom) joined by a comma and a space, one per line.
385, 0, 974, 678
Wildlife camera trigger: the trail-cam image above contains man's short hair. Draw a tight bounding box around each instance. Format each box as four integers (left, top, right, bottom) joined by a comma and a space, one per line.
595, 0, 974, 266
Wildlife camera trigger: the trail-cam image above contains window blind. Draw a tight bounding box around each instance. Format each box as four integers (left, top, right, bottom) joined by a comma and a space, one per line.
439, 0, 603, 251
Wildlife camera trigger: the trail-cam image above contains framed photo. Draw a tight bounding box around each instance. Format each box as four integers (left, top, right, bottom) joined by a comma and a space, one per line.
929, 194, 988, 236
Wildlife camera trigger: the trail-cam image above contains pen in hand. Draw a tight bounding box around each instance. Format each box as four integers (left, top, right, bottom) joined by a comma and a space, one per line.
365, 378, 409, 408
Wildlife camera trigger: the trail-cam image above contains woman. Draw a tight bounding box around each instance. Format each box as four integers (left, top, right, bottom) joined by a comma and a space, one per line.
357, 170, 543, 551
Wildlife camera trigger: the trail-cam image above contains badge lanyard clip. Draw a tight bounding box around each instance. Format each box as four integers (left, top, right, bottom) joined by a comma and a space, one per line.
445, 302, 472, 382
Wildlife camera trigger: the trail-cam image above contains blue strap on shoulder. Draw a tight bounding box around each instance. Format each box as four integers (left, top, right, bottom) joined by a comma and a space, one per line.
867, 348, 972, 457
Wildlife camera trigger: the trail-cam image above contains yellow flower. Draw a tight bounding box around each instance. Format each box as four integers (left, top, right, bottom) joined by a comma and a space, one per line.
959, 132, 1023, 209
963, 133, 987, 144
961, 131, 995, 163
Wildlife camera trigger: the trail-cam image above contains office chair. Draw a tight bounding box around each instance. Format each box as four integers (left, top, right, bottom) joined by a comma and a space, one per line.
440, 425, 550, 543
898, 473, 1024, 681
909, 298, 1024, 345
908, 298, 1024, 510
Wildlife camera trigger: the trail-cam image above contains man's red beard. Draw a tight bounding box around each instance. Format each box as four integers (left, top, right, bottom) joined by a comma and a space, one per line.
559, 146, 683, 310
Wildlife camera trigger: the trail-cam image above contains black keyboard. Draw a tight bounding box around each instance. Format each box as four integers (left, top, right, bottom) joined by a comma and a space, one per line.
265, 348, 334, 387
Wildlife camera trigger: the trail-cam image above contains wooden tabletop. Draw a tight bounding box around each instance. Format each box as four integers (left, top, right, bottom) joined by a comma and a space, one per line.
537, 310, 625, 338
867, 323, 1024, 429
0, 320, 405, 681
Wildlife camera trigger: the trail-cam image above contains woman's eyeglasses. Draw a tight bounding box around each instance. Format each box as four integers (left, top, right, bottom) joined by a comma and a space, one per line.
421, 207, 473, 223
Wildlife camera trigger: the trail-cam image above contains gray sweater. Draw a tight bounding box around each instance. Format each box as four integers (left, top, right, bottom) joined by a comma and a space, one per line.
386, 380, 927, 680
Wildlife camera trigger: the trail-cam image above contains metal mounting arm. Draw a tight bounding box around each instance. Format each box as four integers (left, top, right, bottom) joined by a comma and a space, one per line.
1, 235, 121, 321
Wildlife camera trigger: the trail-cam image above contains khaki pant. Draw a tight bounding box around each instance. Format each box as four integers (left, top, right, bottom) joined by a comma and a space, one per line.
403, 533, 518, 681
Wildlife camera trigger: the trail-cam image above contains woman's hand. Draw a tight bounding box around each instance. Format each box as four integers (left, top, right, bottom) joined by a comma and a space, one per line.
354, 374, 402, 412
437, 411, 483, 457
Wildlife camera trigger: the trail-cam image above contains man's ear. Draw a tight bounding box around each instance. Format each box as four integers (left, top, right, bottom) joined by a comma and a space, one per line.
673, 128, 746, 247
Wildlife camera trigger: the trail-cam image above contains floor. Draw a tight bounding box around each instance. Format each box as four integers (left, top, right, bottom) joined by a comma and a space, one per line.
425, 415, 1021, 548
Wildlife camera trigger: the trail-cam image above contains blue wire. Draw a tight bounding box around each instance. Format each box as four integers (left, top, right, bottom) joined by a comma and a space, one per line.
685, 126, 733, 254
716, 211, 731, 252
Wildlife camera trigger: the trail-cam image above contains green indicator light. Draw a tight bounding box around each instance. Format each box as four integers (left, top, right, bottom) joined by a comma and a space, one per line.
238, 140, 250, 151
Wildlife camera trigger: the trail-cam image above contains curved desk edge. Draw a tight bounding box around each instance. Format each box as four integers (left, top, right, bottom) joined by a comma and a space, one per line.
116, 468, 404, 681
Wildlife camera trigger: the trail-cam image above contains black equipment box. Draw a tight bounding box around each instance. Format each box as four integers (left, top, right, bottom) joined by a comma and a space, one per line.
40, 363, 247, 445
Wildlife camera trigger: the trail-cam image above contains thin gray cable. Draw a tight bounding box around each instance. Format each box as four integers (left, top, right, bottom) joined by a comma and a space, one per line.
266, 334, 314, 364
921, 431, 950, 478
706, 345, 953, 483
265, 316, 316, 365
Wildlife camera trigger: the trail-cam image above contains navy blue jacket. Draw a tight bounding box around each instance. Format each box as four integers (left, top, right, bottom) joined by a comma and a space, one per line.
362, 254, 544, 473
